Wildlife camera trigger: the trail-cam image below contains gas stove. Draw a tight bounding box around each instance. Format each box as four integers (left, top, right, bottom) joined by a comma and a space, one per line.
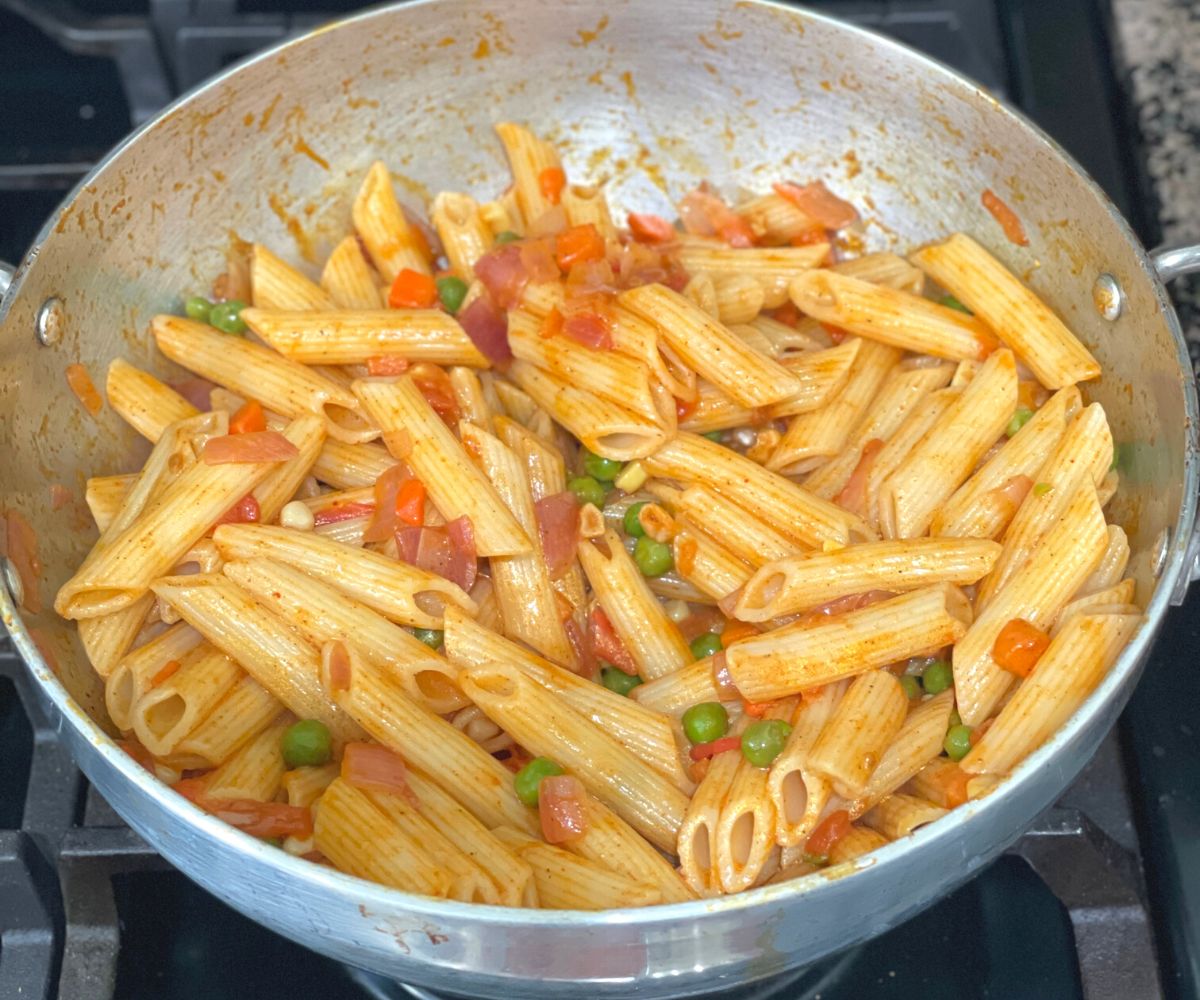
0, 2, 1193, 999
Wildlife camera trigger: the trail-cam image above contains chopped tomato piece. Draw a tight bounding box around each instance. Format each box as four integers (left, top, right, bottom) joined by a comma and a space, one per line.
364, 464, 411, 543
773, 180, 858, 230
213, 494, 260, 527
209, 799, 314, 839
408, 362, 461, 424
561, 311, 612, 350
772, 301, 801, 328
993, 617, 1050, 677
388, 268, 438, 309
675, 395, 698, 421
539, 774, 587, 844
716, 214, 756, 248
805, 808, 852, 857
395, 478, 426, 527
589, 606, 638, 675
689, 735, 741, 761
342, 742, 415, 802
741, 699, 774, 718
326, 638, 353, 693
538, 166, 567, 205
981, 189, 1029, 246
366, 355, 411, 376
228, 399, 266, 435
534, 492, 581, 579
554, 224, 606, 271
627, 212, 677, 244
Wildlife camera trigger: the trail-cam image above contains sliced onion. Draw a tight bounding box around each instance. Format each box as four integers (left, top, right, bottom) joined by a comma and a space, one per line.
446, 515, 478, 592
201, 431, 298, 465
474, 244, 529, 309
170, 376, 216, 412
561, 311, 613, 351
458, 295, 513, 368
773, 180, 858, 230
363, 464, 411, 543
833, 438, 884, 518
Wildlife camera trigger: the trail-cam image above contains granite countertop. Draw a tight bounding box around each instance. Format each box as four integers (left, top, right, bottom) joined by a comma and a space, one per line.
1113, 0, 1200, 369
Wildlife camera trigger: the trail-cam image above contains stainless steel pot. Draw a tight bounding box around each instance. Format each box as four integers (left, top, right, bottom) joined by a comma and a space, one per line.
2, 3, 1198, 996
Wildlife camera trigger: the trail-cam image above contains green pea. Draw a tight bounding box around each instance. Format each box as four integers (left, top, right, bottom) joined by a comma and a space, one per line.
741, 719, 792, 767
436, 276, 469, 314
703, 431, 724, 442
682, 702, 729, 745
514, 756, 564, 807
209, 300, 248, 335
944, 724, 973, 761
494, 230, 520, 244
281, 719, 332, 767
940, 294, 972, 314
568, 476, 607, 508
623, 501, 648, 537
689, 632, 723, 661
411, 628, 443, 650
583, 451, 623, 482
184, 295, 214, 322
900, 674, 923, 700
633, 535, 673, 577
921, 660, 953, 695
601, 666, 643, 696
801, 851, 829, 867
1006, 407, 1033, 437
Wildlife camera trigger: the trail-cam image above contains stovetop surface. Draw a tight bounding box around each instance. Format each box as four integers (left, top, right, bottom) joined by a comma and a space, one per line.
1, 1, 1195, 999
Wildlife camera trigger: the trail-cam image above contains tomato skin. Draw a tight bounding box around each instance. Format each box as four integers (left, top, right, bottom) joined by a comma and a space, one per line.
805, 808, 852, 857
628, 213, 676, 244
689, 735, 741, 761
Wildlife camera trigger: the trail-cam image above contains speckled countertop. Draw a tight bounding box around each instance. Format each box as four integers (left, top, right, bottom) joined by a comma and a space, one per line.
1113, 0, 1200, 368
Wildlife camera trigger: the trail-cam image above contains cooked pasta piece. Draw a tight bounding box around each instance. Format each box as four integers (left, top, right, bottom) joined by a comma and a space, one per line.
132, 643, 244, 756
352, 160, 430, 281
106, 359, 200, 443
431, 191, 493, 280
674, 243, 830, 307
861, 793, 948, 839
827, 826, 890, 865
320, 235, 385, 309
672, 524, 756, 603
910, 233, 1100, 388
767, 681, 847, 846
677, 735, 743, 896
853, 690, 955, 814
459, 663, 690, 853
806, 671, 907, 799
204, 716, 291, 801
494, 122, 563, 228
174, 674, 283, 766
104, 622, 204, 731
250, 244, 334, 311
726, 584, 973, 702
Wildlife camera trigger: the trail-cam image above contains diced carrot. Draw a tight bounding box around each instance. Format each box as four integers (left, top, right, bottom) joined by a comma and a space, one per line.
554, 224, 606, 271
538, 166, 567, 205
388, 268, 438, 309
993, 618, 1050, 677
229, 399, 266, 435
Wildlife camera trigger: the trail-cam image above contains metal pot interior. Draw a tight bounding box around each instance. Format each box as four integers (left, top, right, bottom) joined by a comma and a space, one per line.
0, 0, 1194, 992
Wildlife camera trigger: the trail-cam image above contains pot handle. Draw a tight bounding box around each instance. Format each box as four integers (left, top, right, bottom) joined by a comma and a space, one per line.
1151, 244, 1200, 604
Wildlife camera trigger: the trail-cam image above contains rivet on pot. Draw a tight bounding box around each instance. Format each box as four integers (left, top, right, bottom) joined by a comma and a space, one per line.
36, 296, 65, 346
1151, 527, 1170, 579
1, 557, 24, 608
1092, 274, 1123, 321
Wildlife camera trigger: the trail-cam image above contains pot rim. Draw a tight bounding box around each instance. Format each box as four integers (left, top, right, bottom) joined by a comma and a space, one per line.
3, 0, 1197, 931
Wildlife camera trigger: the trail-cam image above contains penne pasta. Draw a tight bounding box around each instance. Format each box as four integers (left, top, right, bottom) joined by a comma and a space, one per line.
861, 793, 948, 839
732, 537, 1001, 622
431, 191, 493, 280
320, 235, 385, 310
962, 612, 1142, 775
806, 671, 907, 799
153, 316, 372, 444
494, 122, 563, 228
677, 735, 743, 897
560, 183, 617, 240
910, 233, 1100, 388
767, 681, 847, 846
151, 573, 366, 743
726, 584, 973, 702
106, 358, 200, 443
204, 716, 291, 802
459, 422, 573, 665
571, 796, 695, 902
250, 244, 333, 310
352, 161, 430, 281
576, 530, 692, 680
174, 674, 283, 766
768, 339, 903, 475
104, 622, 204, 731
827, 826, 890, 865
459, 663, 690, 853
212, 524, 475, 630
620, 283, 803, 408
672, 523, 755, 603
853, 689, 954, 814
671, 485, 803, 569
132, 643, 244, 756
242, 308, 488, 367
789, 269, 995, 360
877, 349, 1018, 538
353, 376, 532, 555
674, 243, 830, 307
